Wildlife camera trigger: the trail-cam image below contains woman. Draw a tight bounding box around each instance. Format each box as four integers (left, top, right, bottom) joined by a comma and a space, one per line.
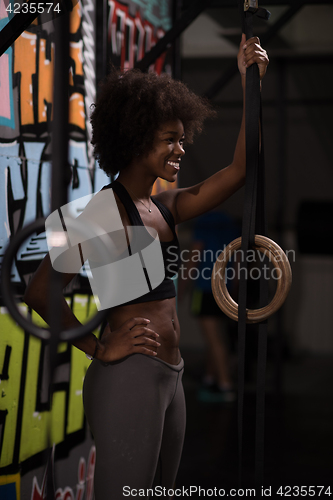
24, 35, 268, 498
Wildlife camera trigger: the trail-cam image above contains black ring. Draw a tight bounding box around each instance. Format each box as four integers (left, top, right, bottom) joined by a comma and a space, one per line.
1, 218, 108, 341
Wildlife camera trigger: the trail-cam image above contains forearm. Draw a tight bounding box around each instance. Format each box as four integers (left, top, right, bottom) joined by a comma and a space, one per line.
53, 296, 101, 358
232, 33, 266, 175
230, 75, 246, 179
25, 289, 100, 359
24, 255, 101, 359
231, 71, 263, 175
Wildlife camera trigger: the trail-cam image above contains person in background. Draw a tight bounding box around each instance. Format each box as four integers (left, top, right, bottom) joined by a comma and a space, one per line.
180, 210, 240, 403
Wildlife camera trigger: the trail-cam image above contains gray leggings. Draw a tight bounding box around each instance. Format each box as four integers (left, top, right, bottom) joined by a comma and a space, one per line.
83, 354, 186, 499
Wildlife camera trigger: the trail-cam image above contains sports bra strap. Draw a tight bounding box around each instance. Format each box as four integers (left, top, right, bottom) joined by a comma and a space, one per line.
106, 180, 176, 235
108, 180, 143, 226
151, 197, 177, 237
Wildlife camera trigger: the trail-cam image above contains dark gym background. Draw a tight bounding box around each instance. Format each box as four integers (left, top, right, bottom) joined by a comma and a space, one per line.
177, 3, 333, 491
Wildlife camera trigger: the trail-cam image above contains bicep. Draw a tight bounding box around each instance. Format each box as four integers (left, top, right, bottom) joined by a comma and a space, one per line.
172, 166, 244, 224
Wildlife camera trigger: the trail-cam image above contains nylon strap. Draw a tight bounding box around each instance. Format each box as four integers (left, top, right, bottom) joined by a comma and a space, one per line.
236, 2, 269, 491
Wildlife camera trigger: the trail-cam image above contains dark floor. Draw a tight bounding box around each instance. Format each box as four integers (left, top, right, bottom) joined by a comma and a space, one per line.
176, 350, 333, 497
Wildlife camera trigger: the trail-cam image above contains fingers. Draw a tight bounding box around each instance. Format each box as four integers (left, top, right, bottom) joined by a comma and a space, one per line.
108, 317, 163, 360
243, 37, 267, 57
241, 36, 268, 78
132, 326, 160, 347
129, 322, 160, 353
133, 346, 158, 356
134, 336, 161, 347
244, 53, 267, 69
131, 326, 159, 339
242, 36, 260, 49
243, 46, 266, 63
125, 316, 151, 330
100, 317, 163, 362
124, 321, 161, 350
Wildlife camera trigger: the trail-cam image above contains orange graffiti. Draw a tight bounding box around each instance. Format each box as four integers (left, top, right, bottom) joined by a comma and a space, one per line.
12, 2, 84, 128
14, 31, 37, 126
69, 41, 85, 129
69, 93, 85, 130
38, 38, 55, 123
70, 41, 84, 77
70, 0, 82, 35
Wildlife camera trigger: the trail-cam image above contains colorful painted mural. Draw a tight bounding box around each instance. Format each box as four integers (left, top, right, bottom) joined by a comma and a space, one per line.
0, 0, 98, 287
108, 0, 174, 195
0, 0, 173, 498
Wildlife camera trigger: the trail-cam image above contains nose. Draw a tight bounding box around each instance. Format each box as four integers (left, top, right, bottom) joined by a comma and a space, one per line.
175, 142, 185, 156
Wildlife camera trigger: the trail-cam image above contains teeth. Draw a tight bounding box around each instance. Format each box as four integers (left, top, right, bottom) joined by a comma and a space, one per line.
167, 161, 180, 168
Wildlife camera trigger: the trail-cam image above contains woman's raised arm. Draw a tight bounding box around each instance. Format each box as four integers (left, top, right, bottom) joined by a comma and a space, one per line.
157, 35, 268, 225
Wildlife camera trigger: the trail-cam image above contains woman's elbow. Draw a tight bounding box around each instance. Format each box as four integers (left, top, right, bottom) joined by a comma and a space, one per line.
23, 286, 37, 308
23, 282, 44, 310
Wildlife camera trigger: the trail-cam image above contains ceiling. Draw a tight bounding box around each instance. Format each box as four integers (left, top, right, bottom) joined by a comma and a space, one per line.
181, 4, 333, 58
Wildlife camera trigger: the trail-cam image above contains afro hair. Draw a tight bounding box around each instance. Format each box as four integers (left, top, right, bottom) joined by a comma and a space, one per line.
90, 68, 215, 176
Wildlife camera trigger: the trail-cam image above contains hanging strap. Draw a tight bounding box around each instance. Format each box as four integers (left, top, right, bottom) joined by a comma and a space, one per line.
236, 1, 270, 490
255, 101, 269, 490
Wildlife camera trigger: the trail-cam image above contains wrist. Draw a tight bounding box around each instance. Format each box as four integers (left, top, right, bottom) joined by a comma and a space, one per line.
94, 337, 106, 362
86, 334, 103, 360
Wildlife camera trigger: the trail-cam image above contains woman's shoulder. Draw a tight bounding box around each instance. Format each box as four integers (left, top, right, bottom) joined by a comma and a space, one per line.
152, 189, 178, 218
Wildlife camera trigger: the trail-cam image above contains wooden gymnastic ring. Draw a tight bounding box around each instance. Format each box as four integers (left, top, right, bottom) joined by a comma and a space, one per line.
211, 235, 292, 324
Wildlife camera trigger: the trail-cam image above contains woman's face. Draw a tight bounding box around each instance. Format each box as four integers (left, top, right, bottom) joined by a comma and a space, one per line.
142, 119, 185, 182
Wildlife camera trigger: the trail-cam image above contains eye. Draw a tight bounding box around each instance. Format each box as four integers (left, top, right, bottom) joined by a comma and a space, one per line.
164, 136, 185, 145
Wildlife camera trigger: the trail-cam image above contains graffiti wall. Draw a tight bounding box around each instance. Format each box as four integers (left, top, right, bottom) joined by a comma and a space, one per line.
107, 0, 175, 195
0, 0, 173, 498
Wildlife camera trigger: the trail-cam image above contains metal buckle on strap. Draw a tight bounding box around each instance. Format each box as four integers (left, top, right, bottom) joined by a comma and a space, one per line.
244, 1, 271, 20
244, 0, 258, 12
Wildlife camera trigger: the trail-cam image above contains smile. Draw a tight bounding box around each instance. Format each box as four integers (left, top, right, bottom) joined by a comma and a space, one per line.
167, 161, 180, 170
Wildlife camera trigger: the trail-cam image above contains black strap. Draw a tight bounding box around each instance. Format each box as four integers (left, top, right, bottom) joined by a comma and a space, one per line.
255, 101, 269, 489
236, 3, 269, 491
109, 181, 177, 237
109, 180, 144, 226
151, 197, 177, 237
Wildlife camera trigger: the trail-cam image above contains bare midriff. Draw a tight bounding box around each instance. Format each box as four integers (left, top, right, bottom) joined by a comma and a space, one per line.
107, 297, 180, 365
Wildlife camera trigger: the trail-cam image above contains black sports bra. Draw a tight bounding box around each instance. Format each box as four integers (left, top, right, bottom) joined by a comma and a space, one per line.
105, 180, 180, 306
